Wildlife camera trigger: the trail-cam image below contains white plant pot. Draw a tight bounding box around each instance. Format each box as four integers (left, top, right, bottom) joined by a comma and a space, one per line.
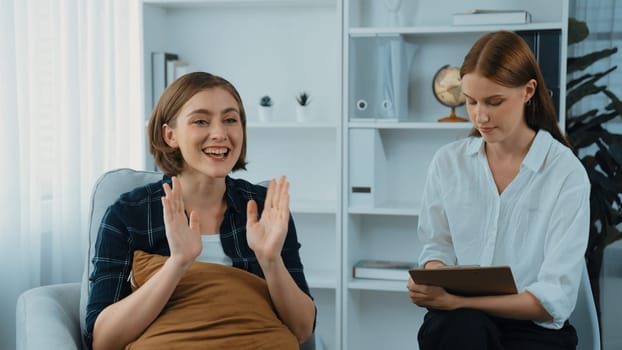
296, 104, 311, 122
257, 106, 273, 122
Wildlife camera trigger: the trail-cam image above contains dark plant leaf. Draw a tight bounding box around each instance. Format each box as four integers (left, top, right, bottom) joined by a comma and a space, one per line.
602, 88, 622, 117
595, 146, 618, 177
581, 155, 597, 169
568, 18, 590, 45
582, 111, 619, 130
570, 127, 606, 149
566, 109, 599, 128
566, 68, 616, 109
601, 132, 622, 145
567, 48, 618, 74
604, 225, 622, 246
609, 143, 622, 166
566, 82, 606, 110
567, 73, 593, 90
588, 167, 622, 192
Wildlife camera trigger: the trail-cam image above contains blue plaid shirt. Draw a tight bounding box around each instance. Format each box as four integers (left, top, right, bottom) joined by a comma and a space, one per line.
84, 175, 311, 348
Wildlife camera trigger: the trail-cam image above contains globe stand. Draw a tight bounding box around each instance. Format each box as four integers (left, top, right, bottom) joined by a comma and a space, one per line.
438, 107, 468, 123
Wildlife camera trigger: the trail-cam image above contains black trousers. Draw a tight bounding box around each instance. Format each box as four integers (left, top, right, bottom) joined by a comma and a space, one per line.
418, 309, 578, 350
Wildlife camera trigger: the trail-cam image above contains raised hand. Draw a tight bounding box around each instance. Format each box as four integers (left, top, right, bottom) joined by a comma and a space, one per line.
246, 176, 290, 266
161, 176, 202, 271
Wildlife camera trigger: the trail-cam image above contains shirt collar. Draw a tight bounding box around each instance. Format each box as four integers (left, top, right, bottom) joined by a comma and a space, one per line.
522, 129, 553, 173
466, 136, 484, 156
161, 174, 243, 214
464, 129, 553, 173
224, 176, 243, 213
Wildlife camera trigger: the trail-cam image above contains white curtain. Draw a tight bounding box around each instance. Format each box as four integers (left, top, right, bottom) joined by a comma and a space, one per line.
569, 0, 622, 116
0, 0, 144, 348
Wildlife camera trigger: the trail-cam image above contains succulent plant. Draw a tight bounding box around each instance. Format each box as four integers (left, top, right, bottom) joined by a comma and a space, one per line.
296, 91, 311, 106
259, 95, 273, 107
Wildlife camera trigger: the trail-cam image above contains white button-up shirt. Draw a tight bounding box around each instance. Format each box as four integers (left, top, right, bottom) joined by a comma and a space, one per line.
418, 130, 590, 329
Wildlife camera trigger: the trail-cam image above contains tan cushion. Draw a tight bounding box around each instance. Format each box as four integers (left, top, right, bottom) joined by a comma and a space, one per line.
126, 250, 298, 350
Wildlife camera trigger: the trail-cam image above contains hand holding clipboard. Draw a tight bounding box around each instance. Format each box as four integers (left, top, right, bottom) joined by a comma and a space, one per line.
408, 265, 518, 296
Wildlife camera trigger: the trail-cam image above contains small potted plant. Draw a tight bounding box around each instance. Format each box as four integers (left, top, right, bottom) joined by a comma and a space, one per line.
295, 91, 311, 122
258, 95, 273, 122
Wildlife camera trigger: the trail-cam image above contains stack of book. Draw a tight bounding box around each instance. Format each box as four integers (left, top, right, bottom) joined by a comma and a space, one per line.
452, 9, 532, 26
151, 52, 191, 107
353, 259, 417, 281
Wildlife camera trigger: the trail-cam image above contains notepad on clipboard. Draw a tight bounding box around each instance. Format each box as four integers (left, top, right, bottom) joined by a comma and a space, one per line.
408, 265, 518, 296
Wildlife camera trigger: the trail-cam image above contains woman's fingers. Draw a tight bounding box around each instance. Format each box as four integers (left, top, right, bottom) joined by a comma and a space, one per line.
265, 178, 276, 209
278, 176, 289, 213
162, 176, 184, 214
247, 199, 258, 225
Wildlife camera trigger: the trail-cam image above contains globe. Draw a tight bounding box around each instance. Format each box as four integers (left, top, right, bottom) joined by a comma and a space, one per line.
432, 65, 469, 122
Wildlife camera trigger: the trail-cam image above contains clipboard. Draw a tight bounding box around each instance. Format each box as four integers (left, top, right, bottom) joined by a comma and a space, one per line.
408, 265, 518, 296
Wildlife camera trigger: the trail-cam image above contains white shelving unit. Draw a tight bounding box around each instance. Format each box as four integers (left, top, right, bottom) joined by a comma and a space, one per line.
141, 1, 342, 349
342, 0, 568, 349
141, 1, 568, 349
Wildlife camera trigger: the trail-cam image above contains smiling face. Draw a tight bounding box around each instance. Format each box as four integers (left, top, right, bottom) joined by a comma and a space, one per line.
163, 87, 244, 179
462, 72, 536, 145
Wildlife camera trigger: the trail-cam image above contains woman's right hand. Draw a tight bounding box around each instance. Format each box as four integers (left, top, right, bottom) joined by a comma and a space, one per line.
407, 278, 461, 310
161, 176, 202, 271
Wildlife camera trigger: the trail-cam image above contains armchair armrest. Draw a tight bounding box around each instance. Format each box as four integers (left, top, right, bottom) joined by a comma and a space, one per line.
16, 282, 82, 350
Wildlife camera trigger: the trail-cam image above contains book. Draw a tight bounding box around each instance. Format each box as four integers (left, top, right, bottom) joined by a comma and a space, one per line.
151, 52, 179, 107
166, 59, 190, 86
452, 10, 532, 26
518, 30, 561, 118
354, 259, 417, 281
409, 265, 518, 296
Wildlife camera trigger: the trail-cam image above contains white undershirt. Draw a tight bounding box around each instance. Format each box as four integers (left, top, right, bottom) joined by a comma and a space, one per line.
196, 234, 232, 266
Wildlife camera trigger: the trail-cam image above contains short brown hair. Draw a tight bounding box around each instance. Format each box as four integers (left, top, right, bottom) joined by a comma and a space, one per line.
147, 72, 248, 176
460, 30, 570, 147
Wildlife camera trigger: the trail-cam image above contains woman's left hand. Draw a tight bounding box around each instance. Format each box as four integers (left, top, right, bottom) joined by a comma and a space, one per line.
407, 277, 461, 310
246, 176, 290, 266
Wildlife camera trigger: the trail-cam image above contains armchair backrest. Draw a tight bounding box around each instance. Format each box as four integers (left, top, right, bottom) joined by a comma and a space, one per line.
570, 262, 601, 350
77, 169, 318, 350
79, 169, 162, 343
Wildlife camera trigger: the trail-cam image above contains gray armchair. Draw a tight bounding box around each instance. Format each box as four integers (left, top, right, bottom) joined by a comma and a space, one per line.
16, 168, 319, 350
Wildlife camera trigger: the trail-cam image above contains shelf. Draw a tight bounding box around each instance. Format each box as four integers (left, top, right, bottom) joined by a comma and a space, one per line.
307, 269, 338, 289
348, 121, 473, 130
348, 206, 420, 216
349, 22, 565, 36
348, 279, 409, 292
248, 121, 337, 129
291, 199, 337, 214
144, 0, 334, 7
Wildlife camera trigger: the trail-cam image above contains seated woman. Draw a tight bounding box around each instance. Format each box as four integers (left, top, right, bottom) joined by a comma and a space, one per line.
408, 30, 590, 350
85, 72, 315, 350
